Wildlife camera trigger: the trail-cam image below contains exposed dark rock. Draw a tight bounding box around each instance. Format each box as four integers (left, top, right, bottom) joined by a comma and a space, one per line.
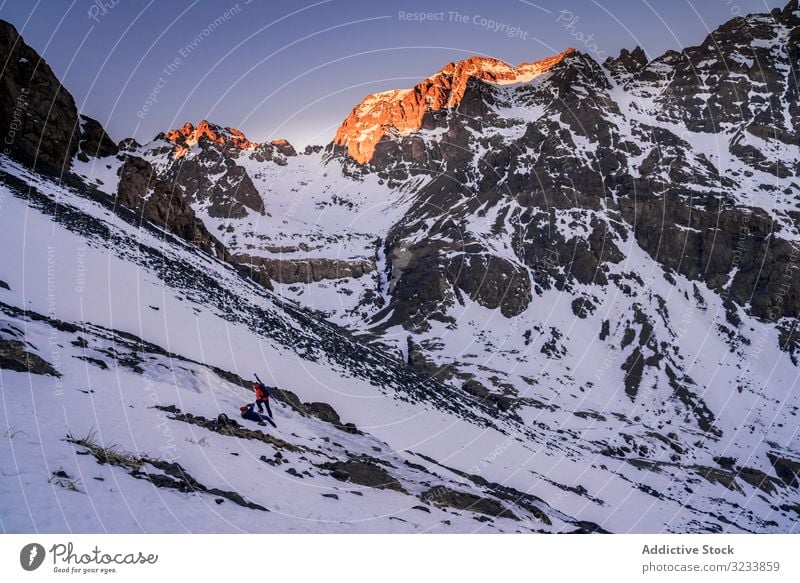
118, 137, 140, 151
166, 148, 264, 218
621, 347, 644, 399
693, 465, 743, 493
269, 139, 296, 158
74, 355, 108, 370
420, 486, 517, 520
0, 339, 60, 376
304, 402, 341, 425
714, 456, 737, 470
736, 466, 780, 495
320, 460, 407, 493
153, 405, 301, 452
768, 453, 800, 488
412, 451, 551, 524
138, 459, 268, 511
0, 20, 79, 173
571, 297, 595, 319
569, 520, 611, 534
447, 253, 531, 317
271, 388, 305, 414
153, 121, 267, 218
599, 319, 610, 340
113, 155, 275, 290
462, 379, 490, 399
236, 255, 374, 284
116, 155, 228, 257
405, 338, 455, 381
605, 46, 648, 75
78, 114, 118, 159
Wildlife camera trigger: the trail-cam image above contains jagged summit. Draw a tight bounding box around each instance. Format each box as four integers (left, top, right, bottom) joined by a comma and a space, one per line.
163, 119, 296, 159
333, 48, 576, 164
165, 119, 257, 150
604, 46, 648, 75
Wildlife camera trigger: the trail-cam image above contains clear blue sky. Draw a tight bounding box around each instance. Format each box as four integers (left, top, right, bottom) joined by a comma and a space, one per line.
0, 0, 788, 147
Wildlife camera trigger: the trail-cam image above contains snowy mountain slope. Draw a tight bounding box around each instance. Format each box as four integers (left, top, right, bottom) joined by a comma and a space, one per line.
0, 157, 563, 533
3, 152, 799, 533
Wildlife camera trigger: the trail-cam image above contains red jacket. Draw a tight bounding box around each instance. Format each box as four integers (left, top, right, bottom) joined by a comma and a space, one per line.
254, 383, 270, 400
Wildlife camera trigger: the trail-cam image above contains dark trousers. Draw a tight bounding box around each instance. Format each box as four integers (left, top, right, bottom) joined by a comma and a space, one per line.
256, 398, 273, 419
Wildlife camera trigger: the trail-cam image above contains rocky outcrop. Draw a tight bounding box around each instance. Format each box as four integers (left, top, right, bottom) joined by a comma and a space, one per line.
150, 120, 275, 218
269, 139, 296, 157
77, 114, 118, 160
626, 2, 800, 137
300, 402, 359, 434
768, 453, 800, 488
0, 339, 60, 376
604, 46, 648, 78
115, 155, 275, 289
619, 194, 800, 321
0, 20, 79, 173
116, 155, 230, 259
420, 486, 517, 519
320, 459, 406, 493
447, 253, 532, 317
333, 49, 575, 164
167, 151, 264, 218
234, 254, 374, 284
0, 19, 120, 174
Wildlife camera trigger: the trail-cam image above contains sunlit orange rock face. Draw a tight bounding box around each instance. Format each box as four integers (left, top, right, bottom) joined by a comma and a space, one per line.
333, 49, 575, 164
165, 119, 257, 155
269, 138, 297, 157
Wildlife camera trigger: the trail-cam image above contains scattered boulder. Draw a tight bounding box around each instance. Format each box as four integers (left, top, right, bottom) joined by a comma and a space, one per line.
305, 402, 341, 425
302, 401, 360, 434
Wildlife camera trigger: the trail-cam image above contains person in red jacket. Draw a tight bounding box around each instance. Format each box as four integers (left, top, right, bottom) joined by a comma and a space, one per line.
252, 374, 273, 421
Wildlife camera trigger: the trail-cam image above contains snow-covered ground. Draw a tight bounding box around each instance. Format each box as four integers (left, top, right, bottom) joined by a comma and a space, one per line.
0, 156, 559, 533
2, 148, 798, 533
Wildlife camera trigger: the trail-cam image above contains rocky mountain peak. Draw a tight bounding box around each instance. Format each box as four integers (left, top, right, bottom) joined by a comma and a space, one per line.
162, 119, 298, 162
333, 48, 575, 164
269, 138, 297, 157
165, 119, 257, 157
604, 46, 648, 76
